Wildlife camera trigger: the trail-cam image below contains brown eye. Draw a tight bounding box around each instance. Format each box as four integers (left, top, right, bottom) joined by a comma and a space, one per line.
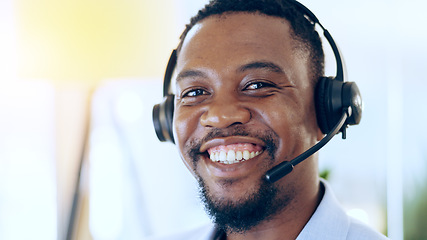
246, 82, 264, 90
183, 89, 208, 98
245, 81, 274, 90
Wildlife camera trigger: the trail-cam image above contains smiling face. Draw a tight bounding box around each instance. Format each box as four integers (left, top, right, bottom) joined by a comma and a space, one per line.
173, 13, 322, 232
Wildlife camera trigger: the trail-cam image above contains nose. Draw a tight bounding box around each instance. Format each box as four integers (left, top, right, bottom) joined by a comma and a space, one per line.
200, 96, 251, 128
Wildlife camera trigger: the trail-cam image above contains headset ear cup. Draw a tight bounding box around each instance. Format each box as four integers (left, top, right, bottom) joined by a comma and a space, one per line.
315, 77, 331, 134
316, 78, 363, 135
152, 95, 175, 143
342, 82, 362, 126
316, 77, 348, 134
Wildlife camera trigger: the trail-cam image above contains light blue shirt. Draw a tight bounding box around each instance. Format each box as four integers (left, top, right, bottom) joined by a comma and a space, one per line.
296, 180, 389, 240
149, 180, 389, 240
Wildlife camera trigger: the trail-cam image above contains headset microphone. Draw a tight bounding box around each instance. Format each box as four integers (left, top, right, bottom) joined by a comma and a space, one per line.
265, 107, 351, 183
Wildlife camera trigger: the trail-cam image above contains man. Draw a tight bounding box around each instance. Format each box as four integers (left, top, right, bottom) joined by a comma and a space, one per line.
152, 0, 389, 239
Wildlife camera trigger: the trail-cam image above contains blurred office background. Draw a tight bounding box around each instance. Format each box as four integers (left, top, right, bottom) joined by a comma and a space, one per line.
0, 0, 426, 239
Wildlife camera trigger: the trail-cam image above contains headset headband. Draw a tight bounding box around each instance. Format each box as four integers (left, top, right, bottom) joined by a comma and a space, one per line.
153, 0, 362, 144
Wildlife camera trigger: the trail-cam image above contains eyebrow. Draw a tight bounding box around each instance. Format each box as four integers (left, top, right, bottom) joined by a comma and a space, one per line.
176, 70, 208, 82
176, 61, 284, 82
238, 61, 284, 74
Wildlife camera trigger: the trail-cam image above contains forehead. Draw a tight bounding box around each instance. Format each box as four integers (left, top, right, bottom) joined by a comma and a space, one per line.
176, 13, 308, 81
184, 13, 291, 45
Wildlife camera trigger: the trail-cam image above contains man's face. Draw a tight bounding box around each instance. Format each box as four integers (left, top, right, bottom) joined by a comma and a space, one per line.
173, 13, 321, 230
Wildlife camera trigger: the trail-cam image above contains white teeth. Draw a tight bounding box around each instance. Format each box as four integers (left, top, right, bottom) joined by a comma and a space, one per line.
209, 150, 261, 164
243, 150, 250, 160
219, 151, 226, 161
227, 150, 235, 161
236, 151, 243, 161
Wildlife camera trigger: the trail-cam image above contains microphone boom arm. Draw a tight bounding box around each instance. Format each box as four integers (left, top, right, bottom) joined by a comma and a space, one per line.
265, 107, 351, 183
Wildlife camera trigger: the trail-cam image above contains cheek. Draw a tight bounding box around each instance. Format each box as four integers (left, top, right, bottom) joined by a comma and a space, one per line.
173, 110, 197, 173
173, 108, 200, 152
260, 101, 317, 156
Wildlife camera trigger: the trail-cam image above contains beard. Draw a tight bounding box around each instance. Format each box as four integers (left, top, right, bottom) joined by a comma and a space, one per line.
186, 126, 293, 233
197, 175, 292, 234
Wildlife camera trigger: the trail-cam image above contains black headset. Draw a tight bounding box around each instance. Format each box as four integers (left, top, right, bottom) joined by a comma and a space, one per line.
152, 0, 362, 144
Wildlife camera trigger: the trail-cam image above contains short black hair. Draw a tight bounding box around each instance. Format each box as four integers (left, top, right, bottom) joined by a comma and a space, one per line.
177, 0, 325, 83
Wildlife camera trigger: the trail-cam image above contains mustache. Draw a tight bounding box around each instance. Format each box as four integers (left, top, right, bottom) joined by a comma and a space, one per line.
203, 126, 253, 143
187, 126, 279, 165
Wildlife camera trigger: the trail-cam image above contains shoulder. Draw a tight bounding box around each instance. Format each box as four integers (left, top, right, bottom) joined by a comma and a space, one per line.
146, 223, 216, 240
320, 179, 389, 240
297, 179, 389, 240
347, 218, 389, 240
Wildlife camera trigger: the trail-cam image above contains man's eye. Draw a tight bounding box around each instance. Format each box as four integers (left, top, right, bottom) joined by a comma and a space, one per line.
245, 82, 272, 90
183, 89, 207, 97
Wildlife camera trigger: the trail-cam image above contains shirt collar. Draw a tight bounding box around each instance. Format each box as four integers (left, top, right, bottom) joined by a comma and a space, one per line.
296, 179, 350, 240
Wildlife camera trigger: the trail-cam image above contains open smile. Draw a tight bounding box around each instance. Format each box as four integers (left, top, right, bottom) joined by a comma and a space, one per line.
208, 143, 263, 164
200, 136, 266, 166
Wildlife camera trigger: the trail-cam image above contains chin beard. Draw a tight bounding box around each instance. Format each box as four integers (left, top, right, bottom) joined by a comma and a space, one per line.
197, 175, 292, 234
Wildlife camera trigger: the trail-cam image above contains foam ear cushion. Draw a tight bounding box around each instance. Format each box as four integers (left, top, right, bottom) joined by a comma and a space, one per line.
164, 95, 175, 143
152, 95, 175, 143
315, 77, 331, 134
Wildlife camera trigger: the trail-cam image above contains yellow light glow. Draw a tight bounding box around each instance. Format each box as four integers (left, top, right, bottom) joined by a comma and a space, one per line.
14, 0, 178, 85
